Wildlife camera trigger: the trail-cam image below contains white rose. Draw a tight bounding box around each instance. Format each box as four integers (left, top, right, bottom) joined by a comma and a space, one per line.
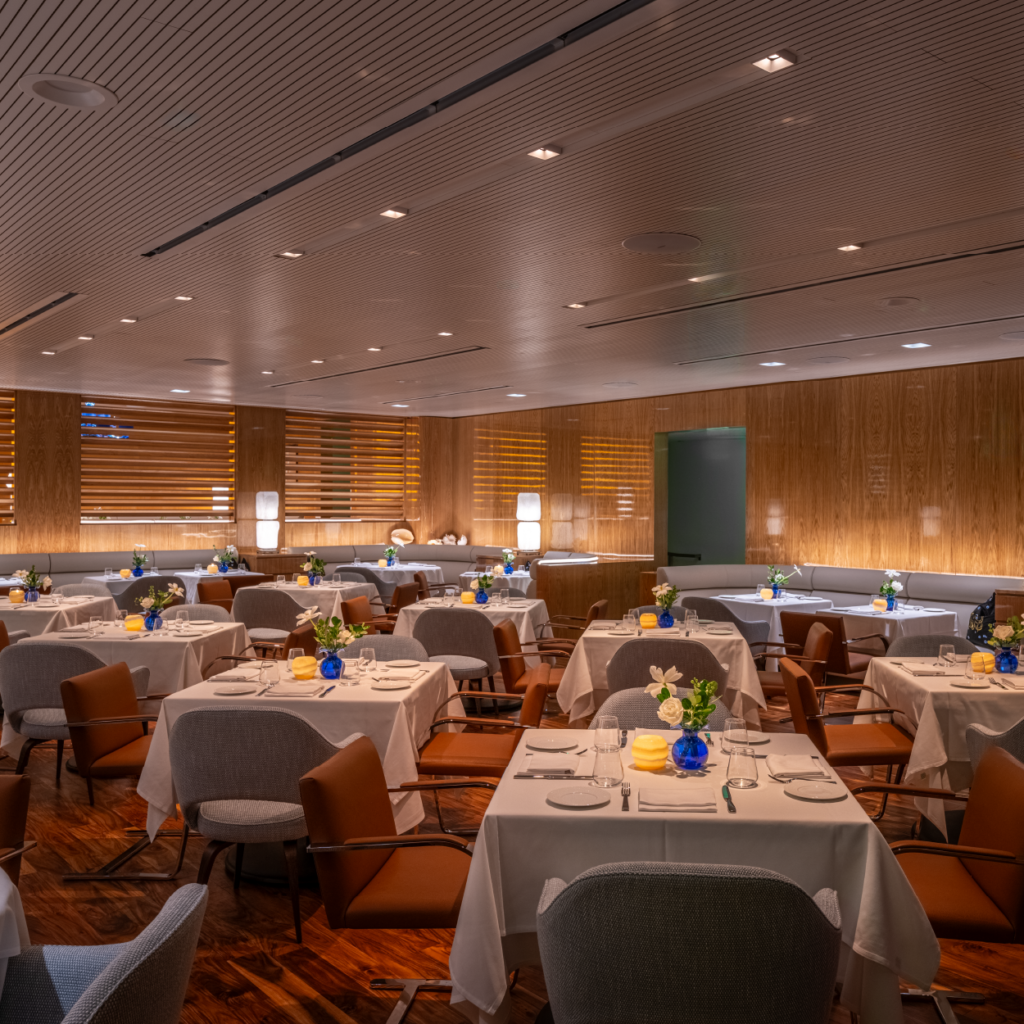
993, 624, 1014, 641
891, 581, 903, 593
43, 577, 52, 587
645, 681, 677, 697
470, 579, 479, 590
302, 562, 311, 571
140, 597, 154, 609
656, 697, 684, 727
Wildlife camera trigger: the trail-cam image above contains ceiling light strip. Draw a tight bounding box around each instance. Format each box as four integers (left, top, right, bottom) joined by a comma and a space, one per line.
0, 292, 80, 338
381, 384, 512, 403
269, 345, 488, 387
141, 0, 659, 258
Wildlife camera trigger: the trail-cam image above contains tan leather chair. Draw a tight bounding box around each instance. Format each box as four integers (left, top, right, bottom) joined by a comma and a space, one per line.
0, 775, 34, 885
852, 746, 1024, 1021
196, 577, 233, 613
413, 571, 447, 601
493, 619, 565, 694
542, 599, 609, 651
207, 620, 319, 675
340, 595, 387, 634
752, 622, 832, 701
388, 581, 420, 616
301, 735, 487, 1022
781, 657, 913, 819
779, 611, 889, 685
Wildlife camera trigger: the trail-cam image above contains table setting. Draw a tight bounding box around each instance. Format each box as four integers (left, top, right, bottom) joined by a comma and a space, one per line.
334, 561, 445, 587
84, 567, 266, 603
458, 570, 532, 593
251, 577, 379, 616
136, 655, 461, 839
711, 591, 834, 643
0, 593, 118, 636
394, 595, 551, 652
834, 603, 959, 640
448, 725, 940, 1024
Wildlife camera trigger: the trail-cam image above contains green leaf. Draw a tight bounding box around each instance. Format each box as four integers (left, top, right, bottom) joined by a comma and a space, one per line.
681, 697, 692, 709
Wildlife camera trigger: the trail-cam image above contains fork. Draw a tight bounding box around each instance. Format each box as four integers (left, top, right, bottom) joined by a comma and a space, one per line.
621, 781, 631, 811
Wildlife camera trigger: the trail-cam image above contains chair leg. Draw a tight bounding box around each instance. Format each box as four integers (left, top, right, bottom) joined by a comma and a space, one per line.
901, 987, 984, 1024
197, 839, 233, 885
55, 740, 64, 786
14, 738, 40, 775
86, 775, 94, 807
64, 824, 192, 883
234, 843, 245, 890
371, 979, 454, 1024
283, 839, 302, 943
869, 763, 907, 822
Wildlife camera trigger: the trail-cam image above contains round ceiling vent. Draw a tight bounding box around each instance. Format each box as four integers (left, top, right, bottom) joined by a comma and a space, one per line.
877, 296, 920, 308
1000, 331, 1024, 341
18, 74, 117, 111
809, 355, 851, 364
621, 233, 701, 254
185, 357, 229, 366
602, 381, 637, 388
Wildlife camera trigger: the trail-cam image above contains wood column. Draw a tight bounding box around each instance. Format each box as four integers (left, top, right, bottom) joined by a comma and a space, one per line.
235, 406, 286, 555
419, 417, 455, 541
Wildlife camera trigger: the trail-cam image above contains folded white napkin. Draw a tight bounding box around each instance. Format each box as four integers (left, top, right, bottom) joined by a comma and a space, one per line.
897, 663, 963, 677
214, 666, 261, 682
639, 787, 717, 812
589, 622, 614, 630
765, 754, 827, 779
270, 681, 322, 695
373, 667, 427, 681
522, 754, 579, 775
997, 677, 1024, 690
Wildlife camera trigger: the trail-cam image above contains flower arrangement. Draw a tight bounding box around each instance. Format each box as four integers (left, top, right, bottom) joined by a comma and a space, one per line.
131, 546, 148, 569
652, 583, 679, 611
647, 666, 718, 729
767, 565, 802, 587
296, 609, 368, 652
470, 573, 494, 591
502, 548, 515, 566
383, 546, 397, 560
138, 583, 184, 614
301, 550, 326, 577
212, 547, 233, 569
879, 570, 903, 599
989, 616, 1024, 651
13, 566, 51, 590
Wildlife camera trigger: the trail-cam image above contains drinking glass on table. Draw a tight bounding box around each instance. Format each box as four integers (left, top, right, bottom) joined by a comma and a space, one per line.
116, 610, 127, 628
194, 563, 203, 574
965, 658, 987, 684
89, 615, 101, 636
291, 573, 299, 583
684, 609, 699, 634
361, 648, 377, 678
594, 714, 620, 752
724, 717, 748, 750
259, 660, 279, 688
593, 749, 624, 788
286, 648, 303, 674
727, 745, 758, 789
104, 566, 112, 578
938, 644, 956, 668
276, 575, 285, 586
331, 573, 341, 584
622, 611, 636, 632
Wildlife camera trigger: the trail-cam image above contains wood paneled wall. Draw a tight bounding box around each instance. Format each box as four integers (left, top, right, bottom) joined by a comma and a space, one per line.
235, 405, 285, 553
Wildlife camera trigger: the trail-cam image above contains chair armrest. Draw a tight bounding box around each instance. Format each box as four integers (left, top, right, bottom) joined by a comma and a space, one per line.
65, 715, 160, 727
432, 691, 522, 718
749, 641, 804, 652
813, 683, 883, 695
806, 707, 902, 721
309, 836, 473, 856
548, 615, 587, 624
850, 782, 964, 800
890, 840, 1023, 866
539, 621, 587, 634
137, 694, 171, 701
388, 780, 498, 793
431, 716, 524, 730
0, 841, 36, 866
782, 655, 828, 667
846, 633, 891, 651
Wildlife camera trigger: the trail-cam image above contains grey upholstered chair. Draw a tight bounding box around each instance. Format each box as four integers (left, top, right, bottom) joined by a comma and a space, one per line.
334, 572, 369, 585
0, 644, 150, 780
886, 633, 978, 658
605, 638, 727, 696
164, 603, 232, 623
112, 575, 187, 613
231, 588, 307, 644
341, 635, 428, 662
54, 583, 113, 599
168, 706, 338, 942
411, 607, 499, 693
536, 862, 841, 1024
330, 564, 393, 604
507, 587, 527, 598
679, 596, 771, 646
588, 687, 728, 732
967, 716, 1024, 771
0, 883, 207, 1024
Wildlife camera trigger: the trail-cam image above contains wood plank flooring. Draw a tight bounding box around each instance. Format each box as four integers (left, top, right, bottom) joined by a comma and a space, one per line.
8, 692, 1024, 1023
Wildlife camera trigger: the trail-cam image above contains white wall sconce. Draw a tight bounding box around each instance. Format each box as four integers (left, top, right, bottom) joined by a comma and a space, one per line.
256, 490, 280, 551
516, 492, 541, 551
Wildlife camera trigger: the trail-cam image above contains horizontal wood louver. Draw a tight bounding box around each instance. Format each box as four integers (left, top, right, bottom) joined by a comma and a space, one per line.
0, 392, 13, 524
285, 413, 420, 521
473, 428, 547, 521
80, 397, 235, 521
580, 435, 651, 521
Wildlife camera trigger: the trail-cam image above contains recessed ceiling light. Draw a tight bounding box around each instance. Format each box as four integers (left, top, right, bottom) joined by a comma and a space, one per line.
18, 73, 118, 111
809, 355, 851, 364
368, 347, 382, 352
566, 302, 586, 309
78, 335, 93, 341
528, 145, 562, 160
760, 361, 786, 367
837, 244, 862, 252
174, 295, 193, 302
310, 359, 324, 364
120, 317, 137, 323
41, 350, 56, 356
879, 296, 920, 308
381, 208, 408, 219
507, 393, 526, 398
275, 250, 304, 259
170, 389, 190, 393
753, 50, 796, 72
392, 403, 409, 408
261, 370, 275, 375
901, 342, 931, 349
438, 331, 453, 336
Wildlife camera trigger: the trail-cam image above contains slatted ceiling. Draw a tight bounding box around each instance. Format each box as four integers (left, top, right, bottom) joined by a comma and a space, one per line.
472, 428, 547, 521
80, 396, 235, 520
284, 412, 419, 520
0, 392, 13, 525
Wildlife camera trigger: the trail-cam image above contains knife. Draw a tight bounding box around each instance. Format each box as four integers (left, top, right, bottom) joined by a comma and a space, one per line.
722, 784, 736, 813
318, 685, 336, 698
514, 774, 595, 780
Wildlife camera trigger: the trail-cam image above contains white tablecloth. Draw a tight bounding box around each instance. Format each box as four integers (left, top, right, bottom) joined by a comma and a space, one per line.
0, 869, 28, 998
458, 571, 532, 593
712, 594, 833, 643
858, 657, 1024, 832
335, 563, 444, 587
556, 622, 764, 727
137, 660, 462, 840
448, 729, 939, 1024
84, 570, 265, 603
836, 605, 960, 641
0, 595, 119, 637
240, 581, 380, 620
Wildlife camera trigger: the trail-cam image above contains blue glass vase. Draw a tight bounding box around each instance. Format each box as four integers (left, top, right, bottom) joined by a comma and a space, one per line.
995, 647, 1018, 674
144, 611, 163, 631
504, 564, 513, 575
25, 587, 39, 603
386, 557, 395, 567
886, 594, 897, 611
319, 652, 344, 679
308, 574, 322, 586
218, 563, 229, 573
657, 610, 674, 628
671, 728, 709, 771
131, 566, 144, 578
771, 583, 780, 599
475, 588, 489, 604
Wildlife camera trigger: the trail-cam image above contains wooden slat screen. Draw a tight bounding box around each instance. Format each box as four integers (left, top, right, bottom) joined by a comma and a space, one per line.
285, 412, 419, 521
580, 435, 652, 522
80, 397, 235, 521
0, 392, 13, 524
473, 427, 547, 521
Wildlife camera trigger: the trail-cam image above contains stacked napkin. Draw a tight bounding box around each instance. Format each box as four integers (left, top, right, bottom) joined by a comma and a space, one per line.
372, 667, 427, 682
896, 662, 962, 677
639, 788, 717, 812
520, 754, 579, 775
765, 754, 829, 780
215, 665, 261, 682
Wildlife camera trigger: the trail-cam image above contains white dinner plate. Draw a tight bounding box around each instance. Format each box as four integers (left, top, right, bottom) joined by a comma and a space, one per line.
785, 783, 847, 802
526, 734, 578, 752
214, 684, 258, 696
705, 627, 733, 635
607, 630, 633, 636
386, 660, 421, 668
951, 679, 990, 689
546, 787, 611, 810
60, 627, 89, 633
923, 607, 946, 613
175, 631, 203, 638
187, 619, 214, 626
371, 680, 411, 690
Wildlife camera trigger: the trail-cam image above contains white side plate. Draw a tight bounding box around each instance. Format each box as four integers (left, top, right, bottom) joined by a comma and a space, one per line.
214, 684, 258, 695
951, 679, 990, 688
785, 783, 848, 802
546, 787, 611, 809
386, 660, 421, 668
526, 734, 578, 752
371, 680, 411, 690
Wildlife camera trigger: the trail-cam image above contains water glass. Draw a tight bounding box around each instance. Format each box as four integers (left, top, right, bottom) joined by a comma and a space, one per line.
362, 648, 377, 677
727, 745, 758, 789
331, 573, 341, 584
684, 609, 699, 633
724, 717, 747, 749
965, 659, 987, 684
276, 575, 285, 585
259, 660, 279, 687
89, 615, 102, 635
622, 611, 636, 631
593, 749, 624, 788
291, 573, 299, 583
354, 556, 361, 564
116, 610, 127, 628
193, 563, 203, 574
938, 644, 955, 667
104, 566, 112, 578
151, 566, 159, 576
594, 714, 619, 752
286, 648, 304, 673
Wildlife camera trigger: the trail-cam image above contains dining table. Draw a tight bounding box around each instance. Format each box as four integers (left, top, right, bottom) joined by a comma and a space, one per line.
84, 569, 266, 604
448, 729, 939, 1024
857, 656, 1024, 834
0, 594, 118, 637
835, 603, 961, 641
458, 570, 532, 594
0, 869, 28, 998
334, 562, 445, 588
137, 659, 462, 839
556, 620, 765, 727
711, 592, 833, 643
243, 580, 380, 619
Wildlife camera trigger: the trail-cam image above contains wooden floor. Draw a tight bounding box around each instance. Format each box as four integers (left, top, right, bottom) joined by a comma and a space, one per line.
9, 693, 1024, 1024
